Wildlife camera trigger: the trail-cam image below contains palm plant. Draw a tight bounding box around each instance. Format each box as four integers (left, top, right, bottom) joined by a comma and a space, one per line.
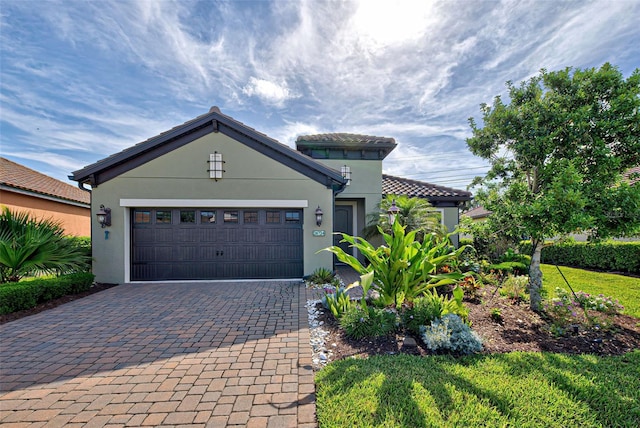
0, 207, 90, 283
362, 195, 446, 241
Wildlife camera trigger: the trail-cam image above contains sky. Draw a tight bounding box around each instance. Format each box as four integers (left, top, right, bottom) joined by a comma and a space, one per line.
1, 0, 639, 192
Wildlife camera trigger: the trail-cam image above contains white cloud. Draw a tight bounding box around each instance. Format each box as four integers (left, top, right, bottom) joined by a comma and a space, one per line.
242, 77, 296, 107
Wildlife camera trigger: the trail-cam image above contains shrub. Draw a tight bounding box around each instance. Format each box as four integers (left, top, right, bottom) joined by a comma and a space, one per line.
419, 314, 483, 354
340, 305, 397, 339
0, 272, 95, 314
520, 240, 640, 274
307, 267, 338, 286
500, 275, 529, 301
402, 287, 469, 335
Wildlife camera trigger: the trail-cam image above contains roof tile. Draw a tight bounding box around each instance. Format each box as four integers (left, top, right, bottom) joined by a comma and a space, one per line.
382, 174, 472, 201
0, 157, 90, 205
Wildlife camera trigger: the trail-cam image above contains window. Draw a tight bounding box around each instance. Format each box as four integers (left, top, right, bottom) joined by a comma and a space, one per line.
156, 210, 172, 224
180, 210, 196, 223
285, 211, 301, 223
224, 211, 238, 223
134, 210, 150, 224
244, 211, 258, 224
200, 211, 216, 223
266, 211, 281, 223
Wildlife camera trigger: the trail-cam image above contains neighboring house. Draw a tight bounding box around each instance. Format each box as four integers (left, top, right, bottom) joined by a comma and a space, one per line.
463, 205, 492, 223
71, 107, 471, 283
0, 157, 90, 236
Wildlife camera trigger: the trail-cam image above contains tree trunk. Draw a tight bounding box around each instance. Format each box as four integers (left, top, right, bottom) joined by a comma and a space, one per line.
529, 241, 544, 312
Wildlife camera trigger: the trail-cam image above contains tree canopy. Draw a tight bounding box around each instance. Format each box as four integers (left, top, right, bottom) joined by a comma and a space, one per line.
466, 63, 640, 310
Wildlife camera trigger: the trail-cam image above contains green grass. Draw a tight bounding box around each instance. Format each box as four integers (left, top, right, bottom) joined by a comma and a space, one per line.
541, 264, 640, 318
316, 351, 640, 428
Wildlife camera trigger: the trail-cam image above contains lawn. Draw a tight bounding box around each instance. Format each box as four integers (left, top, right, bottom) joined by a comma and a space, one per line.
541, 264, 640, 318
316, 351, 640, 428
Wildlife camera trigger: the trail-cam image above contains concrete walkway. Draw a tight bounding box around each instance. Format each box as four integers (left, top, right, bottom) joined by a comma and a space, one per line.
0, 281, 316, 427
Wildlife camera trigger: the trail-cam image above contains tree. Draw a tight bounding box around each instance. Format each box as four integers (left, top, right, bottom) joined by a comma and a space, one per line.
0, 207, 90, 282
362, 195, 446, 241
466, 63, 640, 311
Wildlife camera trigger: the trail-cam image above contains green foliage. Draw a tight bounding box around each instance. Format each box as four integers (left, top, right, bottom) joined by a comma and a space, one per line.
362, 195, 445, 241
0, 207, 91, 282
521, 240, 640, 274
316, 351, 640, 427
541, 264, 640, 318
467, 63, 640, 310
419, 314, 483, 354
339, 305, 397, 339
321, 285, 355, 319
401, 287, 469, 335
489, 308, 503, 323
307, 267, 340, 286
499, 275, 529, 301
0, 272, 95, 314
324, 220, 467, 308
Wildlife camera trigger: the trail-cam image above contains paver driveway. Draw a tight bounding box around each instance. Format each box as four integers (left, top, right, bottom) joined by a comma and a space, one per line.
0, 281, 316, 427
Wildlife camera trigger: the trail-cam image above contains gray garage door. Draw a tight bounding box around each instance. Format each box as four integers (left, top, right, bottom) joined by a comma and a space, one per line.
131, 208, 303, 280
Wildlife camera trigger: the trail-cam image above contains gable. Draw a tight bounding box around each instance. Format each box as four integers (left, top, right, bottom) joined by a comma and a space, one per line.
72, 107, 346, 191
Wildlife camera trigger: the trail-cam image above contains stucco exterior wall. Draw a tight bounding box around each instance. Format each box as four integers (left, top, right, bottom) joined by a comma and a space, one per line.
1, 190, 90, 236
90, 132, 335, 284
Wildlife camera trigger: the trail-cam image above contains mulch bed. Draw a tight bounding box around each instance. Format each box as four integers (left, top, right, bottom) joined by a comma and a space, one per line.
0, 283, 118, 325
316, 288, 640, 360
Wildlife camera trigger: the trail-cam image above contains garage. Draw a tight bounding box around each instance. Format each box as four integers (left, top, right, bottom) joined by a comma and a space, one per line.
131, 207, 303, 280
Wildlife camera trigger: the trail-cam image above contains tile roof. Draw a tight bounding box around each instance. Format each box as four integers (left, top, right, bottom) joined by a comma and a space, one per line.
296, 133, 396, 146
463, 206, 492, 219
382, 174, 472, 202
0, 157, 90, 205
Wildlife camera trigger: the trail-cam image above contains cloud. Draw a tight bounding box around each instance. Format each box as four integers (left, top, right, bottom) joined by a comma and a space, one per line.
242, 77, 296, 107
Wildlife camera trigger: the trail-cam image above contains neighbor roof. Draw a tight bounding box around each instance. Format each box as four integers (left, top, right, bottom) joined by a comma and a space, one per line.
624, 166, 640, 185
1, 157, 90, 206
72, 107, 347, 190
296, 133, 397, 159
463, 206, 492, 219
382, 174, 472, 205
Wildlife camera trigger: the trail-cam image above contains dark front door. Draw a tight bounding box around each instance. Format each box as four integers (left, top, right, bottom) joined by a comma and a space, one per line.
131, 208, 303, 280
333, 205, 353, 263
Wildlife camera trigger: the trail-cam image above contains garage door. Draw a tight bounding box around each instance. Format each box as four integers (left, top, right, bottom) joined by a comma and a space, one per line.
131, 208, 303, 280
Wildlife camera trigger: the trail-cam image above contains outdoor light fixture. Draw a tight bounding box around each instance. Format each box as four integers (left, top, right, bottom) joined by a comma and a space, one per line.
315, 206, 324, 226
96, 205, 111, 228
387, 199, 400, 226
341, 165, 351, 185
208, 151, 224, 180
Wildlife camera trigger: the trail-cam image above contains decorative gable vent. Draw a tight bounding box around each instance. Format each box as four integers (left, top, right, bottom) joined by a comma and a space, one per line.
209, 152, 225, 180
341, 165, 351, 185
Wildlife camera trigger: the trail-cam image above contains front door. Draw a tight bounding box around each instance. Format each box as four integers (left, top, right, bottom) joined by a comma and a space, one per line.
333, 205, 353, 263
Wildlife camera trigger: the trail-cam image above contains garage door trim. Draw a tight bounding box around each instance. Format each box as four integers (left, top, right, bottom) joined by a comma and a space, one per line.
120, 198, 309, 208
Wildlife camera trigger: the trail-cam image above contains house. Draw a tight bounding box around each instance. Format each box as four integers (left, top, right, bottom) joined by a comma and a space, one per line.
71, 107, 471, 283
0, 157, 90, 236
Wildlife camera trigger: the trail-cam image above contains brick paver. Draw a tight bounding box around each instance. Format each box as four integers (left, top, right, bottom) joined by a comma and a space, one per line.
0, 281, 317, 427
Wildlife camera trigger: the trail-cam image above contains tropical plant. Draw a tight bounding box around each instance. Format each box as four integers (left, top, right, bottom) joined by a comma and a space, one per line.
321, 285, 355, 319
402, 286, 468, 334
467, 64, 640, 310
362, 195, 446, 241
324, 220, 467, 308
307, 267, 340, 287
339, 304, 397, 339
0, 207, 90, 283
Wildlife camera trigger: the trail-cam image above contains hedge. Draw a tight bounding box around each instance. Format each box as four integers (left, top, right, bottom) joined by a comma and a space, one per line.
520, 241, 640, 274
0, 272, 95, 315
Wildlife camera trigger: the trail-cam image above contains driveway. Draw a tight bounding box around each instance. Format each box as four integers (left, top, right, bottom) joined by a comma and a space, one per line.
0, 281, 316, 427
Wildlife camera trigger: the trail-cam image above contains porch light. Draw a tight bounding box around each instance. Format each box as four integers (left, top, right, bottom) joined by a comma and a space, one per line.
315, 206, 324, 226
208, 152, 225, 180
387, 200, 400, 225
96, 205, 111, 228
341, 165, 351, 185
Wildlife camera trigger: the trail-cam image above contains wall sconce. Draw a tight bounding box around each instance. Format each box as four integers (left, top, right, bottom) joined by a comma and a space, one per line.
341, 165, 351, 185
315, 206, 324, 226
208, 151, 225, 181
96, 205, 111, 228
387, 200, 400, 226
